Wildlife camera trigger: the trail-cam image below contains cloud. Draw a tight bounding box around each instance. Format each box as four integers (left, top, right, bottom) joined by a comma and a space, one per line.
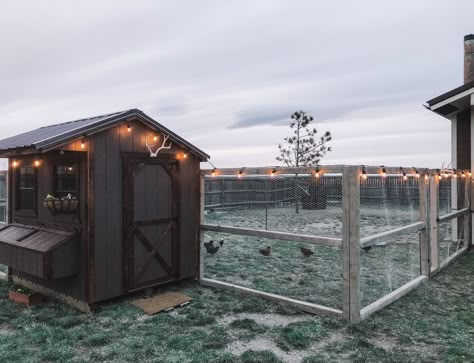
0, 0, 472, 168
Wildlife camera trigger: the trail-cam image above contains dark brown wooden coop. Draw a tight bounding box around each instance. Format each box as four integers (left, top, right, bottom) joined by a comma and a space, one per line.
0, 109, 208, 311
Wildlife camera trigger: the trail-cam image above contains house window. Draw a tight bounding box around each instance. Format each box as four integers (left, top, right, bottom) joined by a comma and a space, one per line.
55, 165, 79, 198
17, 166, 36, 211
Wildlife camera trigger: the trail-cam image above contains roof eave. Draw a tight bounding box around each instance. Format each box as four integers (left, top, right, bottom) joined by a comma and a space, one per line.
35, 109, 209, 161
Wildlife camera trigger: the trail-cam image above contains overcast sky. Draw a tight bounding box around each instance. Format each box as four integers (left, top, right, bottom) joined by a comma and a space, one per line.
1, 1, 473, 168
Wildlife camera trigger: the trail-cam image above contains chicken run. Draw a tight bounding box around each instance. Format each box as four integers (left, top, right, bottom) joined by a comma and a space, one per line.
202, 173, 466, 312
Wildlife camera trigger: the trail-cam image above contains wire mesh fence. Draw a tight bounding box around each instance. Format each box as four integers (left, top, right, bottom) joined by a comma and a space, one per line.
203, 173, 343, 310
200, 166, 472, 321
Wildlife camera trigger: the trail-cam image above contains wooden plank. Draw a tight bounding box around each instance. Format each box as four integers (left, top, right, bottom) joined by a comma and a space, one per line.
438, 208, 469, 223
93, 132, 108, 301
429, 177, 440, 272
201, 224, 342, 248
360, 222, 425, 248
201, 165, 441, 177
105, 126, 122, 299
200, 278, 342, 318
199, 174, 205, 279
86, 132, 96, 303
342, 166, 361, 323
419, 176, 430, 276
360, 276, 428, 320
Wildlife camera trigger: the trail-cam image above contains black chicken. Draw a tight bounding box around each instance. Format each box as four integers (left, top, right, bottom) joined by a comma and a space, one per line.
205, 244, 220, 256
259, 246, 271, 256
300, 247, 314, 257
219, 239, 224, 246
362, 245, 372, 253
204, 240, 214, 249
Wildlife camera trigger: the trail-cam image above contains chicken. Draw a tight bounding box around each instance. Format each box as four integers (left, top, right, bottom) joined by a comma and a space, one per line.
259, 246, 271, 256
219, 239, 224, 247
300, 247, 314, 257
205, 244, 219, 256
204, 240, 214, 249
362, 245, 372, 253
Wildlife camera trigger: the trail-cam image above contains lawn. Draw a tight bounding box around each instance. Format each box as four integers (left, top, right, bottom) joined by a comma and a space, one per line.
0, 251, 473, 362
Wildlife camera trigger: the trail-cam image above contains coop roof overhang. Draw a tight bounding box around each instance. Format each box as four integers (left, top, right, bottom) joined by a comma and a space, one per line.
425, 80, 474, 119
0, 109, 209, 160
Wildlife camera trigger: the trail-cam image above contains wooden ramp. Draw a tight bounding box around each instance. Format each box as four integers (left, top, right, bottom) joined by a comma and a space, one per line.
132, 292, 192, 315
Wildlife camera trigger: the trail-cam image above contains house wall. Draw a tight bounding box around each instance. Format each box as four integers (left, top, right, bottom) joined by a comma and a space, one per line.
8, 150, 87, 301
456, 109, 471, 170
89, 119, 200, 303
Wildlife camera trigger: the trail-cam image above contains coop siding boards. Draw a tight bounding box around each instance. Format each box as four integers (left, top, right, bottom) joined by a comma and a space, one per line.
342, 166, 361, 323
93, 131, 108, 301
179, 156, 198, 279
105, 127, 122, 299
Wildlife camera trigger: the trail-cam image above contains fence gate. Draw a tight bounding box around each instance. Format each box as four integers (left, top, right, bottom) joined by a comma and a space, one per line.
123, 154, 179, 292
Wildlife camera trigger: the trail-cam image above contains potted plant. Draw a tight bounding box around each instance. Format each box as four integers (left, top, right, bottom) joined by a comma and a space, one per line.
9, 286, 42, 306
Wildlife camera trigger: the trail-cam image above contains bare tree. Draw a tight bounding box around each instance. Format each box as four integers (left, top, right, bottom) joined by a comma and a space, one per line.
276, 111, 332, 212
277, 111, 332, 167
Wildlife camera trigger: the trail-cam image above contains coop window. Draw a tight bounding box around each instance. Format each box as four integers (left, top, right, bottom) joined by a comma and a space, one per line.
16, 166, 36, 211
55, 165, 79, 198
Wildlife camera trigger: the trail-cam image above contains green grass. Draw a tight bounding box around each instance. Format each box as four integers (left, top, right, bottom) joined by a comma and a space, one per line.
0, 251, 473, 362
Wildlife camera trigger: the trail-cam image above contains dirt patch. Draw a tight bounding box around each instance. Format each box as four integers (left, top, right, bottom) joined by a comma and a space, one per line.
0, 323, 14, 336
226, 337, 307, 363
368, 333, 399, 351
219, 313, 313, 327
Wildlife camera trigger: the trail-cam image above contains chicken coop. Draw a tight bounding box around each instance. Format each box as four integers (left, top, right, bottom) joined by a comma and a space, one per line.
0, 109, 208, 311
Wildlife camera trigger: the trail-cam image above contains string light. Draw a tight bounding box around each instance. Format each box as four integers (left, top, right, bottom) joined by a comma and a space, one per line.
400, 167, 407, 181
462, 170, 466, 178
424, 168, 429, 182
11, 160, 18, 168
315, 166, 321, 178
468, 170, 472, 177
361, 166, 368, 180
437, 169, 442, 180
183, 153, 188, 159
211, 168, 217, 177
68, 165, 73, 171
271, 168, 277, 177
34, 160, 40, 167
238, 168, 244, 178
81, 137, 86, 149
153, 135, 158, 142
127, 123, 131, 132
453, 169, 457, 178
414, 168, 420, 178
381, 166, 386, 178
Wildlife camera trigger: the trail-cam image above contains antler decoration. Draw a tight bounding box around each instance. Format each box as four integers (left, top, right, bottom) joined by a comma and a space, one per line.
146, 134, 172, 157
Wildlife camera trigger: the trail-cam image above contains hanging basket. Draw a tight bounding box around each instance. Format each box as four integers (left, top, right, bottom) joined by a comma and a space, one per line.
43, 198, 79, 214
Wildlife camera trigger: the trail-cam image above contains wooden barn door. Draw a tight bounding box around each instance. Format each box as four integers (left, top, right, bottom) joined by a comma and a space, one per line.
123, 154, 179, 292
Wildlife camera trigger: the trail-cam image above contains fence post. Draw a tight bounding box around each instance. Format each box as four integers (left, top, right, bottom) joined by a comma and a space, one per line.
342, 166, 361, 323
429, 176, 440, 273
419, 174, 430, 276
199, 174, 205, 280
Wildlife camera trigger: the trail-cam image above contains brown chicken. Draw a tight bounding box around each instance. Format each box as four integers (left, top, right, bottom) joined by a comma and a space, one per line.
259, 246, 271, 256
300, 247, 314, 257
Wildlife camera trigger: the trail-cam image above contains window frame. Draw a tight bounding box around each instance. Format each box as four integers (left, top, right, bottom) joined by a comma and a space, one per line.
15, 165, 38, 216
53, 163, 80, 200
